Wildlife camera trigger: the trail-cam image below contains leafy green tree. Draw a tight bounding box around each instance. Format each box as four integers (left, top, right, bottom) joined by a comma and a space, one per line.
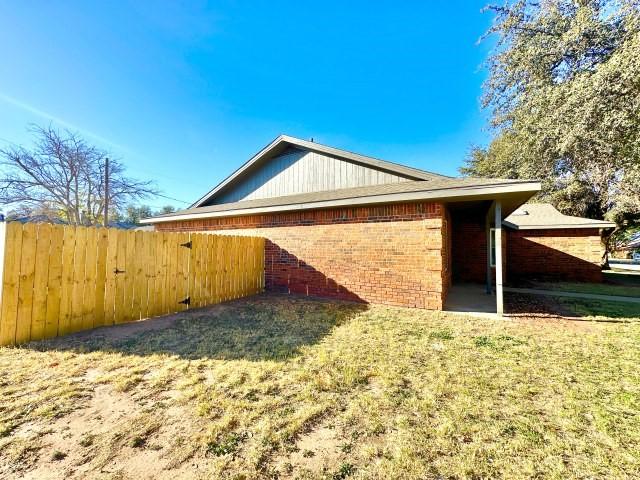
124, 204, 153, 225
122, 204, 176, 224
158, 205, 176, 215
463, 0, 640, 228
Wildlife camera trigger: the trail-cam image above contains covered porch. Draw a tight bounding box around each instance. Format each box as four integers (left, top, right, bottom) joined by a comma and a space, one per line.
442, 194, 526, 317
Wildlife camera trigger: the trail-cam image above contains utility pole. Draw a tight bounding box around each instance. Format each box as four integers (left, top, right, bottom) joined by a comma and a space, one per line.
104, 157, 109, 227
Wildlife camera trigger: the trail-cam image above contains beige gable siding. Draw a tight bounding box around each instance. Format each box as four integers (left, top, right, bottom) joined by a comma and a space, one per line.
212, 147, 410, 204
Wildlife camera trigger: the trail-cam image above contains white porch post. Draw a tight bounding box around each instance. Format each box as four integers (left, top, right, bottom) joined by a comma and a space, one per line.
494, 201, 504, 316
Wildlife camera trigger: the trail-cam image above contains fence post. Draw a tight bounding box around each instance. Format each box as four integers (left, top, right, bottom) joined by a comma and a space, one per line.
0, 220, 6, 315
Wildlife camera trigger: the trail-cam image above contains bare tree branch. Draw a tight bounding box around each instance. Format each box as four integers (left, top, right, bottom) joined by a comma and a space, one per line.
0, 125, 159, 225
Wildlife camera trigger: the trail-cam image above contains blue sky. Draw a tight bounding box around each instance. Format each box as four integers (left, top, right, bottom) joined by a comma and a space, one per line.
0, 1, 494, 210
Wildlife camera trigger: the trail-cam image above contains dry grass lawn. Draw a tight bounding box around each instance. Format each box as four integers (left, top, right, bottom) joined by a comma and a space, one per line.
0, 294, 639, 479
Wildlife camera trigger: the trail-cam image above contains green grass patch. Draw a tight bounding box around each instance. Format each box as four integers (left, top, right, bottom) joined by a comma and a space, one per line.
532, 280, 640, 298
558, 297, 640, 319
604, 270, 640, 286
206, 432, 246, 457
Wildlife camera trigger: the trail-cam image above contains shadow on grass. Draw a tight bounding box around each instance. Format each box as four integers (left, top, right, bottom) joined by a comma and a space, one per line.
505, 292, 639, 323
27, 294, 369, 361
604, 269, 640, 287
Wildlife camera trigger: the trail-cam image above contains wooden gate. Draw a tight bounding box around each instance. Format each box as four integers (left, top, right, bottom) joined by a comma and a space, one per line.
0, 222, 265, 346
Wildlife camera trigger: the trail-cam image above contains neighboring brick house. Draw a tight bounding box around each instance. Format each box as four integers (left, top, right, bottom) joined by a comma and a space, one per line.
143, 135, 612, 312
502, 203, 613, 283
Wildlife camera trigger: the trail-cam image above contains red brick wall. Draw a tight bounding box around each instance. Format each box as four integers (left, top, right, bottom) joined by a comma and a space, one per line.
451, 211, 487, 283
155, 202, 448, 309
507, 228, 603, 282
441, 206, 452, 300
450, 207, 507, 285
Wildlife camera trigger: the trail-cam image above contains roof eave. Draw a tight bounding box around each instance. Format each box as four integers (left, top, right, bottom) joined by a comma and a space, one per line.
190, 135, 286, 208
503, 221, 616, 230
143, 181, 540, 224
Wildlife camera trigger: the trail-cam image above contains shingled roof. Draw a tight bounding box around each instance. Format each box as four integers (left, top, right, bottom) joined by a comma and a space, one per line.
143, 135, 544, 224
503, 203, 616, 230
143, 177, 540, 224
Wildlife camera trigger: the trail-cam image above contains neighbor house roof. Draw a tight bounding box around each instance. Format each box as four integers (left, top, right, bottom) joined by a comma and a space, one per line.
190, 135, 450, 207
503, 203, 616, 230
143, 177, 541, 224
625, 232, 640, 249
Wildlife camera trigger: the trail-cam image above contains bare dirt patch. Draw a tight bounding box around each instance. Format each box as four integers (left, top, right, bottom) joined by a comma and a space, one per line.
3, 373, 215, 480
273, 420, 348, 478
47, 305, 230, 345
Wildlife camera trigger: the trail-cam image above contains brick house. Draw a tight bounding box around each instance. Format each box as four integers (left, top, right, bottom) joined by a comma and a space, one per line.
143, 135, 614, 313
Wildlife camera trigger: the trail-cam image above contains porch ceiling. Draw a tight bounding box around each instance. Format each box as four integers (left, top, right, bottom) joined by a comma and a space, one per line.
444, 189, 536, 218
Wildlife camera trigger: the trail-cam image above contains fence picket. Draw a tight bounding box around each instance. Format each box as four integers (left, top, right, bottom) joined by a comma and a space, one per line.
58, 227, 76, 336
167, 233, 178, 313
30, 223, 52, 341
139, 231, 150, 319
104, 228, 118, 326
189, 234, 199, 307
123, 230, 136, 322
177, 232, 190, 310
147, 231, 158, 317
144, 231, 154, 318
0, 223, 264, 346
44, 224, 64, 339
114, 229, 128, 324
70, 226, 88, 334
94, 228, 109, 327
0, 223, 23, 345
15, 223, 37, 344
158, 232, 169, 315
83, 227, 98, 331
207, 234, 216, 304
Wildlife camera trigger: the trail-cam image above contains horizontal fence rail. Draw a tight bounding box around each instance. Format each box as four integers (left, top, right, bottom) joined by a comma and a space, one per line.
0, 222, 265, 346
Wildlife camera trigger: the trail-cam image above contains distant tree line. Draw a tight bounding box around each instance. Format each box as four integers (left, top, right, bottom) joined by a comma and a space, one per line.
115, 204, 176, 225
0, 125, 177, 226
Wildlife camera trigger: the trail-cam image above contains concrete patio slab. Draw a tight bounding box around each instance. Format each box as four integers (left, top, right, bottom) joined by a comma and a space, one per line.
444, 284, 497, 318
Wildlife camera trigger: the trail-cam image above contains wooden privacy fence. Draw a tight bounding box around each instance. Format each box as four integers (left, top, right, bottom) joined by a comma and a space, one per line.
0, 222, 265, 346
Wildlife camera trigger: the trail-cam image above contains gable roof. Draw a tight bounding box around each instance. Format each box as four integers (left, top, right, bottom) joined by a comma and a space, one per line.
143, 177, 541, 224
191, 135, 449, 207
503, 203, 616, 230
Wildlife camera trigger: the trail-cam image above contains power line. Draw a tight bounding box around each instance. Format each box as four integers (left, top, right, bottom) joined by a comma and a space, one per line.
153, 193, 191, 205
